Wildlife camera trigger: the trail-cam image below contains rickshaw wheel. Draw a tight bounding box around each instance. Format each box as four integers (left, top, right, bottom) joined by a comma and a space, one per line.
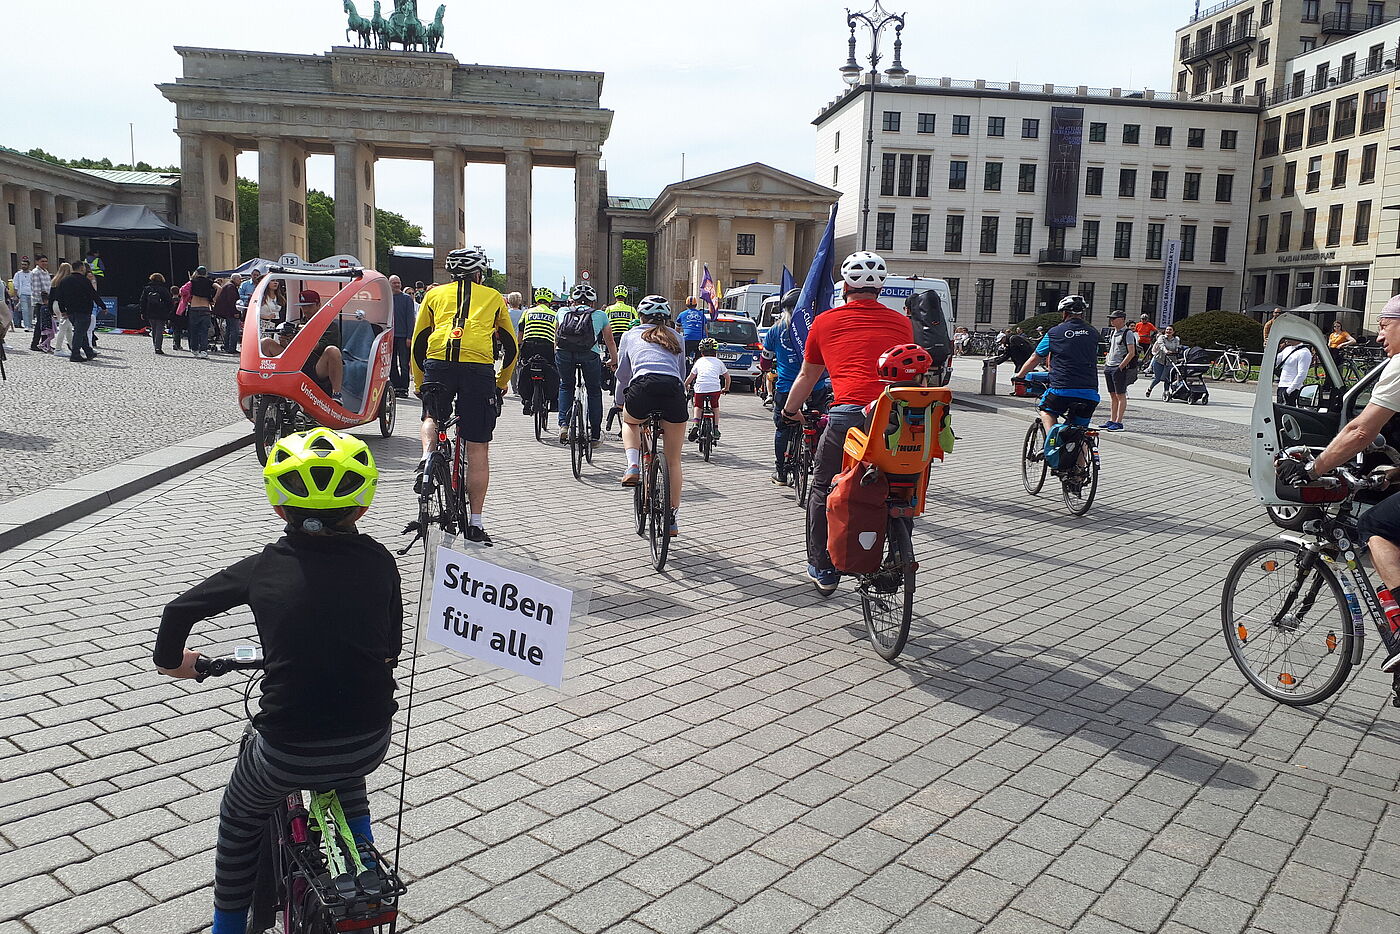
253, 396, 285, 466
379, 388, 396, 437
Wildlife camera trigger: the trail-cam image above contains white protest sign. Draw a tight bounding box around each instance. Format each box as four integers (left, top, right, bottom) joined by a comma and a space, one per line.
427, 545, 573, 688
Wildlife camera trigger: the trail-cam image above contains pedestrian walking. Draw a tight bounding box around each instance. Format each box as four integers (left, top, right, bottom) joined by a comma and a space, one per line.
1145, 326, 1181, 397
187, 266, 217, 359
49, 262, 74, 356
1277, 339, 1313, 406
13, 257, 33, 331
388, 275, 414, 397
505, 291, 524, 333
1262, 307, 1284, 344
141, 273, 173, 354
1100, 310, 1136, 431
214, 274, 243, 354
52, 262, 100, 362
172, 279, 191, 350
84, 265, 101, 349
28, 256, 53, 351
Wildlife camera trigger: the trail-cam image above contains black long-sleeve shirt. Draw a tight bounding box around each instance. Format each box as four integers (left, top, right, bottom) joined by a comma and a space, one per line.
155, 532, 402, 742
52, 273, 102, 316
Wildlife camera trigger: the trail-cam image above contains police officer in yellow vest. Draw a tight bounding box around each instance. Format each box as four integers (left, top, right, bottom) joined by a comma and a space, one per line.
605, 285, 636, 340
84, 250, 103, 280
517, 287, 560, 416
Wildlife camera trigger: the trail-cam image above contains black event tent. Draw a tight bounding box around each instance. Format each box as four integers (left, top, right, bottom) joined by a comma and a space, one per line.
55, 204, 197, 241
56, 205, 199, 326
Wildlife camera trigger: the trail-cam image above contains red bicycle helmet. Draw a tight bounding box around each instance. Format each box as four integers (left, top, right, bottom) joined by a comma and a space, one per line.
878, 343, 933, 382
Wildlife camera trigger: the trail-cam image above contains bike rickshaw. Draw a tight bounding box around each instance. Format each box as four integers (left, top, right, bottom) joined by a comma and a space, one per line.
237, 264, 397, 463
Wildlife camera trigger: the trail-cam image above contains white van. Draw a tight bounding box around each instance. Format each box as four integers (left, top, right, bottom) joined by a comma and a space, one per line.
829, 276, 956, 321
720, 283, 779, 319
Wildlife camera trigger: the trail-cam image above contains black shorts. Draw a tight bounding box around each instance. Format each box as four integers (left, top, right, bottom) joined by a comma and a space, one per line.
421, 360, 499, 444
1104, 365, 1131, 395
623, 373, 688, 424
1038, 391, 1098, 426
1360, 492, 1400, 545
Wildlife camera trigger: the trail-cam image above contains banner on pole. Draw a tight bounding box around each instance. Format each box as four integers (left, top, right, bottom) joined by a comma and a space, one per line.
1158, 239, 1182, 329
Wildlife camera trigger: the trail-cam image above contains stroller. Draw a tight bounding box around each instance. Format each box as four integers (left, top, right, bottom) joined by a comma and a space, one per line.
1164, 346, 1211, 405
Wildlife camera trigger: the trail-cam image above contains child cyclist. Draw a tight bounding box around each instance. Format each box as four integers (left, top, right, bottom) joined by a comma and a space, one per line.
153, 428, 400, 934
685, 336, 731, 442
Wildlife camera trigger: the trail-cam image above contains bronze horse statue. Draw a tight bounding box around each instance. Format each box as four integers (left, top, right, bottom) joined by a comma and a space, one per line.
343, 0, 373, 47
425, 4, 446, 53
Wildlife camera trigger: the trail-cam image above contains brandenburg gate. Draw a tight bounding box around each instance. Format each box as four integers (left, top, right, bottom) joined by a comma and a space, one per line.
159, 46, 613, 289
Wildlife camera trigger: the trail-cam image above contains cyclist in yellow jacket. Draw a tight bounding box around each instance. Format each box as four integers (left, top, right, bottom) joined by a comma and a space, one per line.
605, 285, 637, 336
410, 246, 518, 545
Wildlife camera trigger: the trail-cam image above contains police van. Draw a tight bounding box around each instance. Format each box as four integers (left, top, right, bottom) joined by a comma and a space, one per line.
827, 275, 955, 322
709, 313, 762, 389
720, 283, 779, 320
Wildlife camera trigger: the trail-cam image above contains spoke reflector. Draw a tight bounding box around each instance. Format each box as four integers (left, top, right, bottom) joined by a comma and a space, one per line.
1262, 560, 1280, 572
1237, 625, 1249, 644
1278, 672, 1297, 686
1326, 632, 1338, 653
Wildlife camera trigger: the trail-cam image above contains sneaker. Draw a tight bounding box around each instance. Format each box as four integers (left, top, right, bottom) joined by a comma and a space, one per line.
1098, 421, 1116, 430
771, 472, 790, 487
1105, 422, 1124, 432
687, 426, 699, 442
465, 525, 493, 546
1144, 388, 1152, 398
807, 564, 839, 596
621, 466, 641, 486
1383, 646, 1400, 673
413, 457, 427, 494
155, 349, 165, 356
331, 392, 343, 405
559, 428, 569, 444
591, 435, 603, 447
667, 511, 679, 537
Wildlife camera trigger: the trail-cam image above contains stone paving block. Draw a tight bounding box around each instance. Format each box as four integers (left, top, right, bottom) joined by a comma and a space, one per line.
614, 845, 710, 898
547, 877, 653, 934
464, 870, 570, 928
24, 880, 150, 934
0, 873, 70, 922
632, 882, 734, 934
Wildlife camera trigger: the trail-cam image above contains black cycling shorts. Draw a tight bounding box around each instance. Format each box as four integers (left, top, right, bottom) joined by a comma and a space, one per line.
1360, 492, 1400, 545
421, 360, 499, 444
1038, 391, 1098, 427
623, 373, 688, 424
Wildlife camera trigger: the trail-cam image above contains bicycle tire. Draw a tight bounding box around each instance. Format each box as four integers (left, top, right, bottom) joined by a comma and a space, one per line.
1220, 539, 1354, 706
378, 388, 396, 437
533, 384, 547, 442
447, 444, 466, 535
1021, 421, 1047, 495
1205, 362, 1224, 382
861, 517, 915, 662
1062, 439, 1098, 516
794, 441, 812, 509
1231, 360, 1250, 383
570, 403, 584, 480
633, 471, 647, 536
700, 421, 713, 462
649, 443, 671, 571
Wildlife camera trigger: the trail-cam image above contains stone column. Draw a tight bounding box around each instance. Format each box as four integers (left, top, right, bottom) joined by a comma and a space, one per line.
284, 140, 309, 259
58, 197, 80, 263
432, 147, 466, 283
13, 187, 36, 262
37, 191, 58, 266
574, 151, 601, 279
770, 220, 790, 281
258, 138, 287, 260
606, 229, 623, 295
505, 149, 533, 297
334, 141, 376, 264
671, 214, 691, 304
177, 132, 209, 263
0, 187, 17, 271
716, 216, 733, 287
656, 221, 671, 304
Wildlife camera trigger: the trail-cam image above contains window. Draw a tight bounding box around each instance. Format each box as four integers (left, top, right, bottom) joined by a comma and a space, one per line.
1114, 221, 1133, 259
1110, 283, 1128, 313
1283, 161, 1297, 195
1255, 78, 1268, 100
1216, 173, 1234, 202
1316, 63, 1330, 89
875, 213, 895, 252
1309, 103, 1331, 146
1371, 2, 1386, 27
1255, 215, 1270, 253
952, 114, 971, 135
737, 233, 756, 255
1259, 165, 1274, 201
911, 214, 930, 252
917, 113, 936, 134
1307, 155, 1322, 192
1079, 282, 1095, 312
880, 154, 896, 196
985, 162, 1003, 192
832, 165, 839, 186
1261, 117, 1281, 156
1364, 88, 1388, 132
1235, 51, 1250, 83
1258, 39, 1271, 66
1180, 36, 1191, 61
1123, 124, 1141, 144
1342, 53, 1357, 82
1277, 211, 1292, 252
1082, 220, 1100, 257
975, 279, 994, 324
1010, 279, 1029, 322
1022, 118, 1040, 139
882, 111, 901, 132
1334, 150, 1349, 188
1184, 171, 1202, 201
1086, 166, 1104, 195
1370, 42, 1385, 72
1304, 0, 1319, 22
988, 116, 1005, 137
1356, 200, 1373, 243
1221, 129, 1238, 150
1142, 284, 1160, 316
1147, 223, 1165, 260
1301, 37, 1317, 52
1327, 204, 1345, 246
915, 155, 931, 197
1302, 208, 1317, 248
1210, 226, 1229, 263
1119, 168, 1137, 198
1151, 170, 1169, 199
898, 153, 914, 196
945, 215, 965, 252
1014, 217, 1034, 255
1262, 0, 1273, 24
946, 278, 959, 315
1018, 163, 1037, 193
1089, 122, 1107, 142
1284, 110, 1305, 151
1155, 126, 1173, 146
1207, 286, 1225, 311
980, 217, 999, 254
1335, 95, 1359, 140
1214, 58, 1230, 89
1362, 144, 1378, 183
1180, 224, 1197, 261
834, 131, 840, 151
949, 160, 968, 190
1188, 128, 1205, 149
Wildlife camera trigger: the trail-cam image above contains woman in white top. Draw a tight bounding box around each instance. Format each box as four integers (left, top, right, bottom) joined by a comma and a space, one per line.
1277, 339, 1314, 406
614, 295, 687, 536
684, 337, 732, 441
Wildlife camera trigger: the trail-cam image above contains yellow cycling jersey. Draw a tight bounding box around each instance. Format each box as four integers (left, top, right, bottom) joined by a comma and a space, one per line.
518, 305, 558, 343
410, 279, 518, 390
606, 300, 636, 334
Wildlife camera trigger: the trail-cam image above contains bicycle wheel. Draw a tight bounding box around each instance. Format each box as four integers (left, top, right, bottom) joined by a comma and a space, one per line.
1061, 439, 1098, 516
533, 384, 547, 442
648, 445, 671, 571
861, 517, 915, 662
1231, 359, 1250, 383
1021, 421, 1047, 495
378, 387, 396, 437
570, 403, 584, 480
253, 396, 285, 466
794, 440, 813, 509
633, 468, 647, 536
1221, 539, 1354, 706
1205, 361, 1224, 381
700, 420, 713, 462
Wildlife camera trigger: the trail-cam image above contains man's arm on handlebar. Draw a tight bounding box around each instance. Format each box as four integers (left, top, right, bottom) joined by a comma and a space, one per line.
1308, 401, 1396, 478
782, 361, 827, 419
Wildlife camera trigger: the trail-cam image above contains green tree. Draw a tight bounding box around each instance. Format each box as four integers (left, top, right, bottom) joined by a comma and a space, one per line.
237, 178, 259, 261
373, 208, 426, 271
306, 190, 336, 260
621, 239, 648, 293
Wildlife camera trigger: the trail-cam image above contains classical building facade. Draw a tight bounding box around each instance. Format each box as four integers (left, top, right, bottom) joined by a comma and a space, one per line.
0, 149, 180, 273
812, 77, 1258, 327
158, 46, 613, 289
601, 164, 838, 303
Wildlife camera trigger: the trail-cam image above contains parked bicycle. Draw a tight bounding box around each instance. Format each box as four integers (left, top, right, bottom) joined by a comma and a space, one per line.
1205, 344, 1251, 383
631, 408, 673, 571
565, 363, 594, 481
1021, 417, 1100, 516
399, 383, 465, 554
1339, 346, 1386, 387
195, 649, 407, 933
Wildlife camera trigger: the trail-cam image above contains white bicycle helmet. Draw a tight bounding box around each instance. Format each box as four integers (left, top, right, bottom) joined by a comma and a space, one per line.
1058, 294, 1089, 316
444, 247, 489, 278
570, 283, 597, 305
637, 294, 671, 318
840, 251, 888, 289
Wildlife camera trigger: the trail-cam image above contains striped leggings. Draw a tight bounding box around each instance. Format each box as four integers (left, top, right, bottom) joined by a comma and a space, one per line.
215, 727, 393, 912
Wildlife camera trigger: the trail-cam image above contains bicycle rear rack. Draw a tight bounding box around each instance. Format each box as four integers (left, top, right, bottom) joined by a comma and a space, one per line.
286, 836, 408, 929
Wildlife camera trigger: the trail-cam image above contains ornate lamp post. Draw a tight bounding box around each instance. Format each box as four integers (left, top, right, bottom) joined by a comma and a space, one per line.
840, 1, 907, 251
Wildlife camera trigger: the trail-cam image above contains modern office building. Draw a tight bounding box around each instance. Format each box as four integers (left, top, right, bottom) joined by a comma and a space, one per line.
812, 77, 1258, 327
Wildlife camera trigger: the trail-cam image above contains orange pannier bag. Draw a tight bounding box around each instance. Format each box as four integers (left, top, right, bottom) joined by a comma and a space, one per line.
827, 462, 890, 574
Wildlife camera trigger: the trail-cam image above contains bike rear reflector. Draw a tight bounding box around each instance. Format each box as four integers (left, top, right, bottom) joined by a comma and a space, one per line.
1326, 632, 1338, 653
1262, 561, 1279, 572
1237, 625, 1249, 644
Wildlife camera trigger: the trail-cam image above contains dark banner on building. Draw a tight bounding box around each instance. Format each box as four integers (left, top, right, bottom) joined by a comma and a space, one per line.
1046, 106, 1084, 228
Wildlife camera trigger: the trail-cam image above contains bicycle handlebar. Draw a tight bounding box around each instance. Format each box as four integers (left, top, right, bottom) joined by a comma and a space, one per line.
193, 650, 265, 683
1279, 445, 1393, 494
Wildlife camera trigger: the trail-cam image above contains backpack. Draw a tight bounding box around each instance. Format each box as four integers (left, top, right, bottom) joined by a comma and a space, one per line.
557, 307, 596, 350
826, 462, 890, 574
908, 290, 952, 367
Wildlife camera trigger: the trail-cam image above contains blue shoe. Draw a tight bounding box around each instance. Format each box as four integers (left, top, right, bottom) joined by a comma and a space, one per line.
1106, 422, 1124, 432
807, 564, 839, 596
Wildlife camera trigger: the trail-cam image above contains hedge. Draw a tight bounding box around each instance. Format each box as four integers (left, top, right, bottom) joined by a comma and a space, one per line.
1171, 310, 1264, 354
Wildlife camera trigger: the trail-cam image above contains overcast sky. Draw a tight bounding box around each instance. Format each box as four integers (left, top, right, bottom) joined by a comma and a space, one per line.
2, 0, 1191, 286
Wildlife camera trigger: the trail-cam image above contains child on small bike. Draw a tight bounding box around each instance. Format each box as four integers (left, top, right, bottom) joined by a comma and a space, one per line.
685, 337, 731, 441
153, 428, 401, 934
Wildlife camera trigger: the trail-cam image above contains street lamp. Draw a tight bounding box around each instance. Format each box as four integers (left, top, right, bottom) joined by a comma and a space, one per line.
840, 1, 908, 251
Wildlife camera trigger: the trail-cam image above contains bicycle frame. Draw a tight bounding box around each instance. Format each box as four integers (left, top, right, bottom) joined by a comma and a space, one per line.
1279, 521, 1400, 667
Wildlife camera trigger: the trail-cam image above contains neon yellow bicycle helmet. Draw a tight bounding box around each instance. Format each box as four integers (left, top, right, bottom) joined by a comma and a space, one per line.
613, 285, 628, 298
534, 287, 556, 304
264, 428, 378, 518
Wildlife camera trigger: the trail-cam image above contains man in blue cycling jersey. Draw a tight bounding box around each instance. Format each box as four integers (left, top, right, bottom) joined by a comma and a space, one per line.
1014, 294, 1101, 436
762, 288, 830, 486
677, 297, 709, 366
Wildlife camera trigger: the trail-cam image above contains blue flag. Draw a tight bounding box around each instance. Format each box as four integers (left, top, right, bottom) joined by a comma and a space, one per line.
790, 204, 837, 355
780, 265, 795, 297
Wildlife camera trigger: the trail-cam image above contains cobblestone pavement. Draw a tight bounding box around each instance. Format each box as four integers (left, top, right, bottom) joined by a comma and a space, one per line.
4, 393, 1400, 934
0, 331, 243, 504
